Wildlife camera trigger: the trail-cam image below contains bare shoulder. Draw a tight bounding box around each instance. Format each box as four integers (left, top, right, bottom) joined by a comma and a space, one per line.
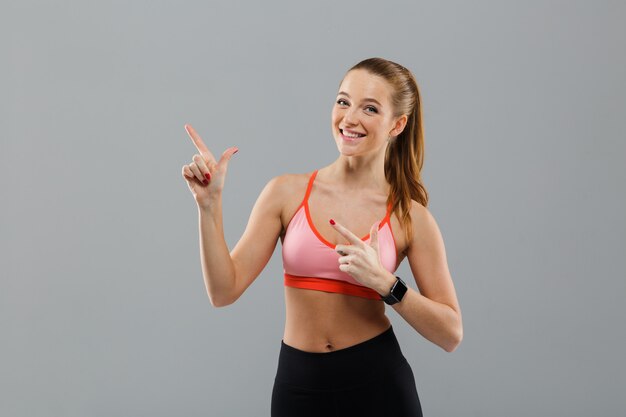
263, 171, 311, 204
403, 198, 450, 275
407, 199, 443, 244
395, 199, 439, 255
263, 171, 314, 234
409, 199, 436, 229
271, 171, 310, 192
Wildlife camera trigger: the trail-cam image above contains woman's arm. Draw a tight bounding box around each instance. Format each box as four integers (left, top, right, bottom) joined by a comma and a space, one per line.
380, 202, 463, 352
198, 175, 285, 307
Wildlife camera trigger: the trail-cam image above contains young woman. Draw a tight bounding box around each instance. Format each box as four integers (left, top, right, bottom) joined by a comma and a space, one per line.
182, 57, 462, 417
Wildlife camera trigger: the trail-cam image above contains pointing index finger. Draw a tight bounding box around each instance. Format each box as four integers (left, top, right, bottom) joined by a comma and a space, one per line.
330, 219, 365, 247
185, 124, 216, 162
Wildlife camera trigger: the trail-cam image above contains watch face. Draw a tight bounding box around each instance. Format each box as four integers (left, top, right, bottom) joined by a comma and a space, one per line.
392, 278, 408, 301
383, 277, 408, 304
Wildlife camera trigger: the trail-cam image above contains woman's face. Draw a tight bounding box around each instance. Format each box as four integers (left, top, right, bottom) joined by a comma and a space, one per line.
331, 68, 405, 156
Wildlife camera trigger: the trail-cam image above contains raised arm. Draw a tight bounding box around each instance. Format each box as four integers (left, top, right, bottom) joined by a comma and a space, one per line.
181, 124, 284, 307
198, 176, 284, 307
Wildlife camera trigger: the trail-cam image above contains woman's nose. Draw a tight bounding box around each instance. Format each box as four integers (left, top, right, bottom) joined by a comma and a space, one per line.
343, 107, 359, 126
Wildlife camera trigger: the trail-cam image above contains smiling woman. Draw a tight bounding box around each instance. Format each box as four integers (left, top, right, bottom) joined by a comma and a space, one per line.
182, 57, 462, 417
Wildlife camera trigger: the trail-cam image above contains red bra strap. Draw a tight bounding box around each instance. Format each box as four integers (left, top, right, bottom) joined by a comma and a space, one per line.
303, 169, 318, 203
381, 201, 393, 226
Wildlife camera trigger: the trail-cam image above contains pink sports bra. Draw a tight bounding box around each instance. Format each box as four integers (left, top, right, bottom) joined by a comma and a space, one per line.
281, 169, 398, 300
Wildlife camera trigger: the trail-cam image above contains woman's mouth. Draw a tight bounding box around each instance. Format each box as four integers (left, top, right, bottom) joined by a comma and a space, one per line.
340, 129, 366, 142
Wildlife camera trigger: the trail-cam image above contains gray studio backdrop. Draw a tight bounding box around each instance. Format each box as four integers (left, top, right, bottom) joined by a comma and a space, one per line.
2, 1, 625, 416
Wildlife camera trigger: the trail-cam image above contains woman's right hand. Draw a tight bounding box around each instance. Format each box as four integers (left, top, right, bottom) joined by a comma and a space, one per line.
181, 124, 238, 209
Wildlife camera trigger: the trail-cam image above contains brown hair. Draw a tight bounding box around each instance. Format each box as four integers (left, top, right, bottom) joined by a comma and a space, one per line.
346, 57, 428, 245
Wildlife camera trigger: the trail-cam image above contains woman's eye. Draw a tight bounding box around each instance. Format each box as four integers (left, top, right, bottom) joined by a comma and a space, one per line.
336, 99, 377, 113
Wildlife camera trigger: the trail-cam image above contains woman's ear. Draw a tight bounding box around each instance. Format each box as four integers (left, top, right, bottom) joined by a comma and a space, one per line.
389, 114, 408, 137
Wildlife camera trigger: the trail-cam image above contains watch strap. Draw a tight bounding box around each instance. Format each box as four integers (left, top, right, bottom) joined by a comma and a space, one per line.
381, 276, 408, 305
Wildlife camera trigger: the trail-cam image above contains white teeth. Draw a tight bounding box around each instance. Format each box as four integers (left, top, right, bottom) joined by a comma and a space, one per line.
342, 129, 365, 138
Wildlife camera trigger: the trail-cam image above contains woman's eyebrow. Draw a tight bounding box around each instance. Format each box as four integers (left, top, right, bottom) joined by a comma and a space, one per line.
337, 91, 382, 107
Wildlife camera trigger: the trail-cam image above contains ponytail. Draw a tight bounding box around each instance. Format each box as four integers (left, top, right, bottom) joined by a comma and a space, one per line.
349, 57, 428, 245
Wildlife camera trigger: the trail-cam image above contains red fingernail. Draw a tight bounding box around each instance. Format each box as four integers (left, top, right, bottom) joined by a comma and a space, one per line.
203, 179, 209, 185
205, 172, 211, 180
329, 219, 335, 225
233, 148, 239, 154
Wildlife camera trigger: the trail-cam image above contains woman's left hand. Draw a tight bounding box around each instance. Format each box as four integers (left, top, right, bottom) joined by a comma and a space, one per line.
331, 219, 387, 291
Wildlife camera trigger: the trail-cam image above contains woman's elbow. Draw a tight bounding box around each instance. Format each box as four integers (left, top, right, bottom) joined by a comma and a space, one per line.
443, 323, 463, 352
208, 290, 237, 308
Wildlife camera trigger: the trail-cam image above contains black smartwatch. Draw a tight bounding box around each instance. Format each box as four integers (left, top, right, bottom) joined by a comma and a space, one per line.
381, 276, 408, 305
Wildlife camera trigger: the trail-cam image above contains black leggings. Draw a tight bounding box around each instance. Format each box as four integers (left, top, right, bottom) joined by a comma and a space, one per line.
271, 325, 423, 417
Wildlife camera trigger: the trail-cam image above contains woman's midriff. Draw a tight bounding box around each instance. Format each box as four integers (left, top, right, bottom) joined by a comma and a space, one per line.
283, 286, 392, 353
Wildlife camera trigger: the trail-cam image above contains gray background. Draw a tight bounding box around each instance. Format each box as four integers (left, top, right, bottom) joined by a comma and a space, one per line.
2, 0, 625, 416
